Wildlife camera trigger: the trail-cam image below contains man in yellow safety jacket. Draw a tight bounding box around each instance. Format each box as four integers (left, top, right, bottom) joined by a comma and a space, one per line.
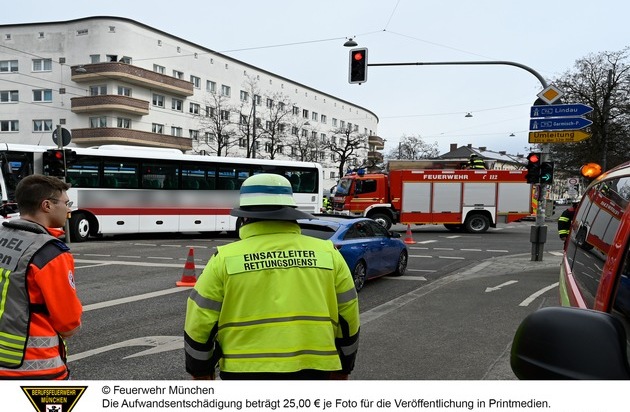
184, 173, 360, 380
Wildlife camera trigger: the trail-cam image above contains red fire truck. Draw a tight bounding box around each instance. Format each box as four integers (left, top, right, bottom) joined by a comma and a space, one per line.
332, 166, 532, 233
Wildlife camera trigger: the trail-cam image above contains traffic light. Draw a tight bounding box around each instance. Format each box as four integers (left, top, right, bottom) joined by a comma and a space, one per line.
43, 149, 66, 177
349, 48, 367, 84
540, 161, 554, 184
525, 152, 542, 184
64, 149, 78, 168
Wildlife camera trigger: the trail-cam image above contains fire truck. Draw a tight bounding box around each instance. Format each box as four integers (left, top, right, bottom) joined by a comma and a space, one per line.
332, 161, 532, 233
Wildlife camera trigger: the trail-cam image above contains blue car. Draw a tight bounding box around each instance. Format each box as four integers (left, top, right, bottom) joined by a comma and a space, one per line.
298, 216, 408, 291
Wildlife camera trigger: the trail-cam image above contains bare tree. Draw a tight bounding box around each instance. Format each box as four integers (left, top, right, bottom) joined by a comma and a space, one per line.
550, 47, 630, 173
195, 92, 237, 156
286, 117, 316, 162
323, 126, 368, 179
257, 92, 294, 160
385, 134, 440, 160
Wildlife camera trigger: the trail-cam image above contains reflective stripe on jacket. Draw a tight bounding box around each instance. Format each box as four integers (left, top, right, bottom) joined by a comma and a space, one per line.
184, 220, 360, 376
0, 219, 81, 379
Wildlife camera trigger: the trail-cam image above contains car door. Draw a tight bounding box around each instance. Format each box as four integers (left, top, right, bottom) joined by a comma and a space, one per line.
367, 220, 399, 274
344, 221, 379, 277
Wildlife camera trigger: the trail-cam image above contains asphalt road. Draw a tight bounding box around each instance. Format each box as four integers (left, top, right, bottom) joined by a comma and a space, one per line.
65, 219, 564, 380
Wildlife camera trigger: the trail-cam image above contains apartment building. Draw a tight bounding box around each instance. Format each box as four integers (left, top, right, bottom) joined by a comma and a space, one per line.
0, 16, 381, 188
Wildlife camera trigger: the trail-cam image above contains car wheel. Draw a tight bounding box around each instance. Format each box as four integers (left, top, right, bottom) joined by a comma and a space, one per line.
390, 249, 407, 277
464, 214, 490, 234
69, 212, 90, 242
370, 213, 392, 230
353, 260, 367, 292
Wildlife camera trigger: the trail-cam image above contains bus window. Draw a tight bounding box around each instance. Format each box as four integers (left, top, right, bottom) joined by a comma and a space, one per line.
67, 155, 99, 187
104, 159, 139, 188
143, 162, 177, 189
218, 167, 237, 190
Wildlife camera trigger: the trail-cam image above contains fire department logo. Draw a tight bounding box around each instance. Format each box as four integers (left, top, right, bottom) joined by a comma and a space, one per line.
21, 386, 87, 412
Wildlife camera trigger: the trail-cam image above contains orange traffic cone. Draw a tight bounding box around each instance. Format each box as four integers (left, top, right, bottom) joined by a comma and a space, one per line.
176, 248, 197, 287
404, 224, 416, 245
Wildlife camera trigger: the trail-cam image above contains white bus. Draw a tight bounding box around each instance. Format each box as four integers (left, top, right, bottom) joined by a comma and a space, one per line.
0, 143, 322, 241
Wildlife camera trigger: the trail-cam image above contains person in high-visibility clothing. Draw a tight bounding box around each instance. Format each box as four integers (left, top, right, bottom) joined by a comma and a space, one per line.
0, 174, 82, 379
558, 202, 577, 242
468, 154, 486, 169
184, 173, 360, 380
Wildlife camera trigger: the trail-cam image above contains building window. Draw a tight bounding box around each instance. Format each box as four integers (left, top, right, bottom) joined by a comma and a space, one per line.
254, 95, 261, 105
152, 123, 164, 134
321, 114, 327, 124
117, 86, 132, 96
220, 110, 230, 121
117, 118, 131, 128
106, 54, 118, 62
239, 138, 247, 148
332, 118, 338, 127
266, 98, 274, 108
207, 80, 216, 93
0, 120, 18, 132
172, 98, 183, 111
265, 143, 272, 153
76, 29, 89, 36
329, 171, 336, 179
173, 70, 184, 79
189, 103, 200, 114
206, 106, 216, 117
239, 114, 248, 125
302, 109, 309, 119
340, 120, 346, 130
0, 60, 18, 72
0, 90, 18, 103
33, 119, 53, 132
89, 85, 107, 96
153, 64, 165, 74
119, 56, 132, 64
292, 106, 299, 115
190, 75, 201, 88
221, 85, 231, 97
291, 126, 299, 136
320, 133, 327, 142
301, 129, 308, 138
312, 131, 317, 139
171, 126, 183, 137
89, 116, 107, 128
239, 90, 249, 102
32, 58, 52, 72
152, 94, 165, 107
312, 112, 318, 121
33, 89, 52, 102
189, 130, 199, 140
90, 54, 100, 63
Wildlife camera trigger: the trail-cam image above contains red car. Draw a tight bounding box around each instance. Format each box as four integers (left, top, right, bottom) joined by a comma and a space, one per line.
511, 161, 630, 379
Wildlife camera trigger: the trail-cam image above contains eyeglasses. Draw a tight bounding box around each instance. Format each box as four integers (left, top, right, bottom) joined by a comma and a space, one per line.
48, 198, 73, 207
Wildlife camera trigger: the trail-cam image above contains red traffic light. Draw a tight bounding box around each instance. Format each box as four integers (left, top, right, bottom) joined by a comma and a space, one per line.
527, 153, 540, 163
353, 52, 364, 61
53, 150, 64, 159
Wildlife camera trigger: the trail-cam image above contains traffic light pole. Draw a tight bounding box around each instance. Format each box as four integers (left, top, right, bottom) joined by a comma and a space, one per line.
367, 60, 550, 260
56, 124, 72, 244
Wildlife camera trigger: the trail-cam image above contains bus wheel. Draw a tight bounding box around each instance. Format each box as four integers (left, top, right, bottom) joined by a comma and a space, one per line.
444, 224, 464, 232
464, 214, 490, 234
70, 213, 90, 242
371, 213, 392, 230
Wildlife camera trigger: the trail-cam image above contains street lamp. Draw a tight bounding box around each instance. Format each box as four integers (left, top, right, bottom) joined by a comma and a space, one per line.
465, 112, 473, 118
343, 37, 358, 47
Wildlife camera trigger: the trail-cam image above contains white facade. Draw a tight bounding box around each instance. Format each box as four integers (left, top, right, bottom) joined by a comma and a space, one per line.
0, 16, 379, 189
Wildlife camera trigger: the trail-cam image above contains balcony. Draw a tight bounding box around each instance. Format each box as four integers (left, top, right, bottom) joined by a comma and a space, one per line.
71, 95, 150, 115
71, 128, 192, 151
368, 135, 385, 150
367, 151, 384, 163
71, 63, 194, 96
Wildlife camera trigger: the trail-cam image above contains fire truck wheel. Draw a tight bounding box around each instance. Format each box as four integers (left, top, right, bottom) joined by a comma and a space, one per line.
353, 260, 367, 292
370, 213, 392, 230
464, 214, 490, 234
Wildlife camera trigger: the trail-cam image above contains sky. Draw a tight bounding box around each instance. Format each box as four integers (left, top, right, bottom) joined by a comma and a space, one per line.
2, 0, 628, 157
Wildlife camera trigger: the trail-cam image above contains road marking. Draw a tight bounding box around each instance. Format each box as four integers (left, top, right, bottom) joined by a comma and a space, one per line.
444, 235, 462, 239
386, 276, 427, 281
438, 256, 465, 260
417, 240, 437, 244
133, 243, 158, 246
519, 282, 559, 306
118, 255, 141, 259
147, 256, 175, 260
408, 269, 436, 273
461, 249, 482, 252
487, 249, 509, 252
68, 336, 183, 362
82, 287, 189, 312
548, 251, 563, 256
409, 247, 429, 250
410, 255, 432, 258
485, 280, 518, 293
83, 253, 111, 257
434, 247, 454, 251
161, 244, 182, 247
